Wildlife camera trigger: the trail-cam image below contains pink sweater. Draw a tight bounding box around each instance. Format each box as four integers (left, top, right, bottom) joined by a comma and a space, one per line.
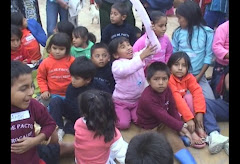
112, 51, 146, 103
133, 33, 173, 64
74, 118, 127, 164
212, 20, 229, 66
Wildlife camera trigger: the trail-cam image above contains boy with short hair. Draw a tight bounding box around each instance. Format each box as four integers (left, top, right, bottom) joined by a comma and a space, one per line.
101, 1, 137, 46
11, 60, 56, 164
125, 131, 174, 164
136, 61, 197, 164
49, 56, 110, 141
91, 42, 116, 93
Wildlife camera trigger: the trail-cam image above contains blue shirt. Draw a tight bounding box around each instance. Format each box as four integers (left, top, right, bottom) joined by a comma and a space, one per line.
172, 26, 214, 75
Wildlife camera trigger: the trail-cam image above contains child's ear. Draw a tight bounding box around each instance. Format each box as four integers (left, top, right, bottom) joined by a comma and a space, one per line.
113, 53, 119, 59
121, 15, 127, 21
86, 78, 92, 84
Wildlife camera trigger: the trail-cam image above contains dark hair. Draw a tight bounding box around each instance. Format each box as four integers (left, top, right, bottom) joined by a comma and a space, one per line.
11, 12, 24, 27
167, 51, 192, 73
11, 24, 22, 39
146, 62, 170, 81
47, 32, 72, 55
125, 132, 174, 164
56, 21, 75, 41
108, 36, 130, 58
111, 1, 130, 16
90, 42, 109, 56
77, 89, 118, 142
88, 32, 97, 44
11, 60, 32, 86
72, 26, 95, 45
174, 0, 207, 49
149, 10, 166, 24
69, 56, 96, 79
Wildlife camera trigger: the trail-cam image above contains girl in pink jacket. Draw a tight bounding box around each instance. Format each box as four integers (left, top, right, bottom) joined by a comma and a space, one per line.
133, 10, 173, 67
108, 37, 157, 130
211, 20, 229, 98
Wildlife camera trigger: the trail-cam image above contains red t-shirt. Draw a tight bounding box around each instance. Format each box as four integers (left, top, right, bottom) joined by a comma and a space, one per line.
11, 44, 31, 63
21, 28, 42, 61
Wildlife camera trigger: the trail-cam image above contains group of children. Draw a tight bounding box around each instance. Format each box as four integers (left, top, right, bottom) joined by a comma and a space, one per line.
11, 0, 229, 163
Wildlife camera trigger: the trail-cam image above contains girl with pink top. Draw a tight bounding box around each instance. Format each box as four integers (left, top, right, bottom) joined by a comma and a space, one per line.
74, 89, 128, 164
211, 20, 229, 98
108, 37, 157, 130
133, 10, 173, 67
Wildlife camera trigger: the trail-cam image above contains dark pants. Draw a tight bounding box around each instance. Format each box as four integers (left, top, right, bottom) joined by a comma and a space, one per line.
204, 98, 229, 135
37, 144, 60, 164
49, 97, 79, 134
210, 62, 228, 99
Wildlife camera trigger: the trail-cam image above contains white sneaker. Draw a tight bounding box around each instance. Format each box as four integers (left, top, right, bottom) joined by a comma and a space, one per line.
208, 134, 229, 154
224, 142, 229, 155
57, 128, 65, 142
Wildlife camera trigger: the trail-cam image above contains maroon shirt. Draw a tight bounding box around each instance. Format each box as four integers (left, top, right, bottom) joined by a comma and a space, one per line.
11, 98, 56, 164
137, 86, 184, 131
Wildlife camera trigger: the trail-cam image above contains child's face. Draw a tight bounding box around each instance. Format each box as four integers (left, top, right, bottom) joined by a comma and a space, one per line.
50, 44, 67, 59
11, 35, 21, 51
148, 71, 169, 93
91, 48, 110, 68
71, 76, 91, 88
11, 73, 34, 109
72, 35, 86, 48
153, 16, 167, 37
113, 41, 133, 60
176, 14, 188, 29
170, 58, 187, 78
110, 8, 126, 25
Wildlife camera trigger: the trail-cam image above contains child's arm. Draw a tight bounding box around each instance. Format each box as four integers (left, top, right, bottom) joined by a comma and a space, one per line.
11, 133, 47, 154
212, 22, 229, 60
171, 29, 180, 53
110, 129, 128, 164
139, 44, 157, 61
37, 61, 50, 99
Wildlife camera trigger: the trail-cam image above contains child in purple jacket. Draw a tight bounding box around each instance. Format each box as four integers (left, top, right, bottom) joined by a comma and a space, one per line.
108, 36, 157, 130
136, 61, 196, 164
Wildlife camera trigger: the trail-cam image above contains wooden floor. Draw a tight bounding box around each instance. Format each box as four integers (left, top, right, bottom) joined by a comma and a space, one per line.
60, 122, 229, 164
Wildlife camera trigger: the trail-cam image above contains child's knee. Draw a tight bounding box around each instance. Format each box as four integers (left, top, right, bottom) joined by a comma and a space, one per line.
116, 120, 131, 130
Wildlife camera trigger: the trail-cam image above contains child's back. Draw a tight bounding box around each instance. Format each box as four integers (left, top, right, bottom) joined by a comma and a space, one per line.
74, 89, 128, 163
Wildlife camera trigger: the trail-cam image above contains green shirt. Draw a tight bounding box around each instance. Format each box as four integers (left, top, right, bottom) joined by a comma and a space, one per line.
70, 41, 94, 59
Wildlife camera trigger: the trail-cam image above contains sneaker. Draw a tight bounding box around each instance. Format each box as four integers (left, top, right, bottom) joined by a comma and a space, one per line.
57, 128, 65, 142
208, 134, 229, 154
224, 142, 229, 155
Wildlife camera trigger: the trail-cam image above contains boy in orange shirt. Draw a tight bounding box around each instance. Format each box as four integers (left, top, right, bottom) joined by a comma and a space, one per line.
167, 52, 207, 149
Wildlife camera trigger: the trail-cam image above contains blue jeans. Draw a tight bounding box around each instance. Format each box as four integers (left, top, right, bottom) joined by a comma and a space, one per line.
204, 98, 229, 135
204, 9, 227, 29
46, 0, 68, 37
198, 75, 215, 100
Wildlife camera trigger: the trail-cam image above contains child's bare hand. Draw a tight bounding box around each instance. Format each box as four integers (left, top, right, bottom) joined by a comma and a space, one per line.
186, 119, 195, 133
180, 127, 193, 144
194, 113, 204, 129
140, 44, 157, 60
41, 91, 50, 100
22, 59, 28, 64
11, 137, 35, 154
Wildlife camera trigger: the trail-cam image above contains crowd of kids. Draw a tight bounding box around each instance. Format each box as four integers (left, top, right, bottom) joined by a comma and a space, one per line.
11, 0, 229, 163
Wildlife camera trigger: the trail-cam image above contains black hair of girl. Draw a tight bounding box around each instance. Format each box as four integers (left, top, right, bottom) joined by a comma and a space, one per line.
11, 12, 24, 27
174, 0, 207, 49
108, 36, 130, 59
149, 10, 166, 24
167, 51, 192, 73
146, 62, 171, 81
11, 24, 23, 39
77, 89, 118, 143
11, 60, 32, 86
47, 32, 72, 55
90, 42, 109, 56
56, 21, 75, 41
72, 26, 95, 45
111, 1, 130, 16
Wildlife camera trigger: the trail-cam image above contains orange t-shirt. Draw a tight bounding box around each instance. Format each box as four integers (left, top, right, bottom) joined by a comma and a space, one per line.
21, 28, 42, 61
